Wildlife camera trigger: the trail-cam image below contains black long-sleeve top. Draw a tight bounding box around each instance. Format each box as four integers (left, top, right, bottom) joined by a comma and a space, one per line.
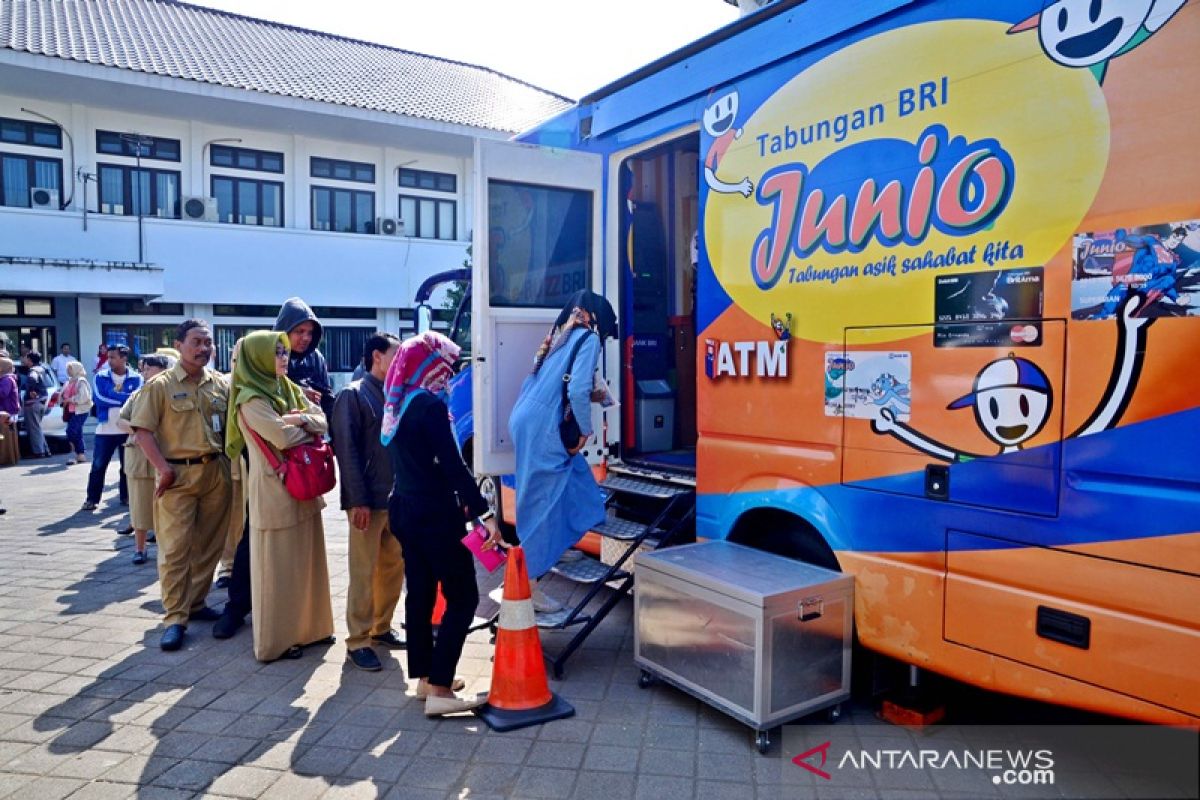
385, 391, 488, 521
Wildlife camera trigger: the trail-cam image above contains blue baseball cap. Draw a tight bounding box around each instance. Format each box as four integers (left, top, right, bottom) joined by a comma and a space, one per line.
948, 355, 1051, 409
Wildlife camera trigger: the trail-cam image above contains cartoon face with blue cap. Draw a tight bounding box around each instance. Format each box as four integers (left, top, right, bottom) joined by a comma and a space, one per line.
947, 356, 1052, 451
872, 293, 1152, 462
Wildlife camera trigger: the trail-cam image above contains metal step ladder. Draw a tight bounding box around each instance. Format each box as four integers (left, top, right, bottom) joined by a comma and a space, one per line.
539, 469, 695, 678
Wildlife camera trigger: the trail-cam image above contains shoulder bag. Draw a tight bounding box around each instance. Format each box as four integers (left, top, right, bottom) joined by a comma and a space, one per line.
240, 408, 336, 501
558, 331, 594, 451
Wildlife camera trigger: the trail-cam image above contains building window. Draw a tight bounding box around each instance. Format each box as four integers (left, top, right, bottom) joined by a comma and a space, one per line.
399, 194, 455, 240
214, 326, 260, 371
98, 164, 181, 218
102, 324, 177, 358
0, 296, 55, 317
0, 117, 62, 149
212, 176, 284, 227
322, 327, 373, 372
0, 153, 62, 208
210, 145, 284, 174
96, 131, 181, 162
398, 168, 455, 193
312, 187, 375, 234
310, 157, 375, 184
99, 299, 184, 315
212, 305, 277, 317
310, 306, 376, 320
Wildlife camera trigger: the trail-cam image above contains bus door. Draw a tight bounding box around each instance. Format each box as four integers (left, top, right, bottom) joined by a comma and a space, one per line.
470, 138, 607, 476
839, 320, 1067, 518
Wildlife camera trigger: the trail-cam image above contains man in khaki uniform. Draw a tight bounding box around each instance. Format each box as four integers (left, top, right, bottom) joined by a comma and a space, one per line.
131, 319, 232, 651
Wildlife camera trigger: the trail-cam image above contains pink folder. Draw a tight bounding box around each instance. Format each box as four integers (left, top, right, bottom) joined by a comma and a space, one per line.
462, 523, 507, 573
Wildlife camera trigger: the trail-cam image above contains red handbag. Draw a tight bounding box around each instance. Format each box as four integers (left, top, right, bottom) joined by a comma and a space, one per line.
241, 409, 336, 501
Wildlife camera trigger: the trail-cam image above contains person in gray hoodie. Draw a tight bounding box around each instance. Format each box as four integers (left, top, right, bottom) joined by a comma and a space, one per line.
273, 297, 335, 418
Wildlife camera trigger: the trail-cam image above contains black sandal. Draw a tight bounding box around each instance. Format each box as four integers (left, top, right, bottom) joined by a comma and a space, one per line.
278, 645, 303, 661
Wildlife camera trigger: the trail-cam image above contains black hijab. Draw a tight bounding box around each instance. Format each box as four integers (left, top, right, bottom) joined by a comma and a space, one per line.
554, 290, 618, 342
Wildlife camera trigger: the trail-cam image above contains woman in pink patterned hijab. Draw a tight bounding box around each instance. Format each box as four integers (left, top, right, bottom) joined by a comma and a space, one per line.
379, 331, 460, 447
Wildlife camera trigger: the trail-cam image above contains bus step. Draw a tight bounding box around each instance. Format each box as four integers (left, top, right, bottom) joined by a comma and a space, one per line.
600, 475, 690, 499
551, 555, 630, 585
535, 608, 592, 630
593, 515, 658, 542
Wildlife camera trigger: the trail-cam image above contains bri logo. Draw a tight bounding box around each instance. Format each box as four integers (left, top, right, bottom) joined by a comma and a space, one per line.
751, 124, 1016, 290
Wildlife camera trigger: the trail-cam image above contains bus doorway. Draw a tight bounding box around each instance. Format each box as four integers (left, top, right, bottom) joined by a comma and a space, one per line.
618, 134, 699, 474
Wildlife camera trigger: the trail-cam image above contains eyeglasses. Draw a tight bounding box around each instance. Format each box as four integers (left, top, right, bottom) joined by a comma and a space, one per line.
274, 346, 288, 358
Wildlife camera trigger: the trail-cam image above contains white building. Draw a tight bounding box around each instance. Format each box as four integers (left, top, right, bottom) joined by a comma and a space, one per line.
0, 0, 569, 378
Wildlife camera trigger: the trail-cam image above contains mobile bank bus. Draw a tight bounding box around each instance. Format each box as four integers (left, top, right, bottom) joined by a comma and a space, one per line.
468, 0, 1199, 725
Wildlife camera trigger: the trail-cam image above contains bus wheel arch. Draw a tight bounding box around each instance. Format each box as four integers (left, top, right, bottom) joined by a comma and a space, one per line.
726, 508, 840, 572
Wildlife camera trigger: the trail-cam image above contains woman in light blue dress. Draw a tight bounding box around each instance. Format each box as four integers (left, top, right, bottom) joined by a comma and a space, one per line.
509, 291, 617, 603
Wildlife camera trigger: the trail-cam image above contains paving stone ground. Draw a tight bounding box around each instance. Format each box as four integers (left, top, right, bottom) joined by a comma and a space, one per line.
0, 450, 1117, 799
4, 451, 867, 800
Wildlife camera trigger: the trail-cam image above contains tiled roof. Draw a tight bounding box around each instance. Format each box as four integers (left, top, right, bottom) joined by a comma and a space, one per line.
0, 0, 573, 133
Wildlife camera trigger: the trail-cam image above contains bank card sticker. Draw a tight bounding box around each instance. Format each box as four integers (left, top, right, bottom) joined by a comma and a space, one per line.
824, 351, 911, 421
1071, 220, 1200, 320
934, 267, 1043, 348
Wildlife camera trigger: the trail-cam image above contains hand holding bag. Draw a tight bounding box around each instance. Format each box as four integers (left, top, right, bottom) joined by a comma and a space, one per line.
558, 331, 593, 451
241, 408, 336, 501
461, 522, 507, 573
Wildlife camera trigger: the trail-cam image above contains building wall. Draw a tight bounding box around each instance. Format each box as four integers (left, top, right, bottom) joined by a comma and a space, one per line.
0, 89, 478, 375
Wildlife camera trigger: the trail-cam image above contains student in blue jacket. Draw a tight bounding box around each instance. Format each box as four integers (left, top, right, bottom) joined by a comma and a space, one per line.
83, 345, 142, 511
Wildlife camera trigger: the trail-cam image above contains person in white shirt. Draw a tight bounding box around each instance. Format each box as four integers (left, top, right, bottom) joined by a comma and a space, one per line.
50, 343, 79, 384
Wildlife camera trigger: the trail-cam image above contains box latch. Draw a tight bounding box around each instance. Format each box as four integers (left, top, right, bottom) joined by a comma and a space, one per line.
799, 596, 824, 622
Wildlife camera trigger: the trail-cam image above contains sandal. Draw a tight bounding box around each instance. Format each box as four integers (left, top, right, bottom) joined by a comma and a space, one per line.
278, 645, 304, 661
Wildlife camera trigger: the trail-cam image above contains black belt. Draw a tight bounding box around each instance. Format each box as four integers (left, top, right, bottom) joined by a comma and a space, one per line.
165, 453, 221, 466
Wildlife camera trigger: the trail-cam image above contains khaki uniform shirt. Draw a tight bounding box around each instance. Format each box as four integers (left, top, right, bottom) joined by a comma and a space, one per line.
119, 389, 155, 479
130, 364, 229, 459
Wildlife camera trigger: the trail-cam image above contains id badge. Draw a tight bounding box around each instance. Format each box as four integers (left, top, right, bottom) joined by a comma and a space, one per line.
212, 413, 222, 433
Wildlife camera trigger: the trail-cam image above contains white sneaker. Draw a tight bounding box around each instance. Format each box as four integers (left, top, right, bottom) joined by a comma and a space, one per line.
415, 677, 466, 699
424, 692, 487, 716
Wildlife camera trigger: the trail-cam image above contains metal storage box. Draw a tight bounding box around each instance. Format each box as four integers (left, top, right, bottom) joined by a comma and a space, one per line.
634, 541, 852, 743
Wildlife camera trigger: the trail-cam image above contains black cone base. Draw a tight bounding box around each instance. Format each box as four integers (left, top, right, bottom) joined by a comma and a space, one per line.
475, 692, 575, 732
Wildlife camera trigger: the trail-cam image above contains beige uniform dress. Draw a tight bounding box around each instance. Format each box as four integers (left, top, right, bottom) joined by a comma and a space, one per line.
130, 364, 232, 627
120, 390, 156, 531
219, 457, 246, 577
240, 396, 333, 661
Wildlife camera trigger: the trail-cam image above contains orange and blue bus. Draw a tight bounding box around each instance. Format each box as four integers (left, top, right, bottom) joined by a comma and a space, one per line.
465, 0, 1199, 724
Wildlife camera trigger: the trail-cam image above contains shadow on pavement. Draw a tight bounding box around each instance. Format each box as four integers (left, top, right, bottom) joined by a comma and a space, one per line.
31, 624, 329, 798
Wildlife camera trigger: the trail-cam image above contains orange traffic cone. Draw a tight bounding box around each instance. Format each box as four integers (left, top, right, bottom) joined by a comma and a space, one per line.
476, 546, 575, 732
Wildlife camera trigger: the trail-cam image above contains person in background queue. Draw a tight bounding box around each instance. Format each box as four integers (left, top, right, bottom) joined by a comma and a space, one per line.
50, 343, 78, 385
117, 353, 173, 565
213, 340, 251, 641
0, 357, 19, 507
382, 332, 501, 716
84, 345, 141, 509
332, 332, 405, 672
274, 297, 335, 418
131, 320, 231, 651
62, 361, 92, 465
20, 351, 52, 459
226, 331, 333, 662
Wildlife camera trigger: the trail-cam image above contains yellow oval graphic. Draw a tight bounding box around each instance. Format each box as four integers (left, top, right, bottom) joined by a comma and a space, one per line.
705, 19, 1109, 344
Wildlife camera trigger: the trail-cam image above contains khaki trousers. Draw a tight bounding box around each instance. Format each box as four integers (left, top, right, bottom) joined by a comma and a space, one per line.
345, 509, 405, 650
155, 458, 232, 626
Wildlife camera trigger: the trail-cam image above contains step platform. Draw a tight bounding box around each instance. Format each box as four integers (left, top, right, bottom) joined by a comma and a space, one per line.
600, 475, 690, 499
551, 554, 630, 584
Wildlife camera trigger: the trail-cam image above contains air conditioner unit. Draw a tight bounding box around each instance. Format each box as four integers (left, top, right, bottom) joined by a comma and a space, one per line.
29, 187, 56, 209
375, 217, 402, 236
182, 196, 219, 222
